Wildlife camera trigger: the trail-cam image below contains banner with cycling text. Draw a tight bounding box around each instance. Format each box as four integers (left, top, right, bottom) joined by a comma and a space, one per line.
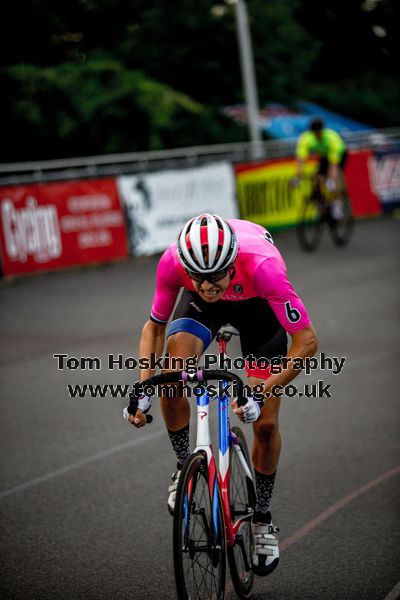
0, 179, 128, 276
235, 151, 381, 229
117, 162, 238, 256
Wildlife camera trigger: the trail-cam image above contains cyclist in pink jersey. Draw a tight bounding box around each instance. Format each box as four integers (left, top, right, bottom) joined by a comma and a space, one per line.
125, 213, 318, 576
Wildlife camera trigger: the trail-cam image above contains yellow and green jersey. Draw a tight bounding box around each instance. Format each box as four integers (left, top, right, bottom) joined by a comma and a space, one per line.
296, 129, 346, 164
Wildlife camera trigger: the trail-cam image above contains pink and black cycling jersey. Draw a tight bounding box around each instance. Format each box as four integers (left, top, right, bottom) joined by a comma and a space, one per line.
150, 219, 311, 335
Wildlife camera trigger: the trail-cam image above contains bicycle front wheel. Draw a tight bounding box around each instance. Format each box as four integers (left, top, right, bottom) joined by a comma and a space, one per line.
227, 427, 256, 599
173, 452, 226, 600
328, 191, 354, 246
297, 194, 323, 251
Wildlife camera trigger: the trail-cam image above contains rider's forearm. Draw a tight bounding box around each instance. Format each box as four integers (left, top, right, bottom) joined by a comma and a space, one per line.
138, 319, 166, 381
260, 324, 318, 398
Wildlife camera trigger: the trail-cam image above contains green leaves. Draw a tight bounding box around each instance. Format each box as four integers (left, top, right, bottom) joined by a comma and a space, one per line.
0, 59, 244, 160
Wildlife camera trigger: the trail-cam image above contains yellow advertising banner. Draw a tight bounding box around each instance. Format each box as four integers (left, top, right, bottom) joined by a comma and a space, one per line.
235, 158, 317, 229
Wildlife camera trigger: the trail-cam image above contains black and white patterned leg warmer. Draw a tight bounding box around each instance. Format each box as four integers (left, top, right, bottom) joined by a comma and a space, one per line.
167, 424, 190, 469
254, 469, 276, 516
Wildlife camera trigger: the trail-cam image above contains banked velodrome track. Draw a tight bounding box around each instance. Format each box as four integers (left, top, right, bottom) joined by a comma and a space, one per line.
0, 216, 399, 600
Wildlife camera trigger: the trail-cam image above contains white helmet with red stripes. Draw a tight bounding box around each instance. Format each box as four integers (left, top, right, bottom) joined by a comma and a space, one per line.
177, 213, 238, 274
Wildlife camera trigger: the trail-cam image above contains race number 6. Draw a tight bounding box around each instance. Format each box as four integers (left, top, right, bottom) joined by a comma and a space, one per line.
285, 301, 301, 323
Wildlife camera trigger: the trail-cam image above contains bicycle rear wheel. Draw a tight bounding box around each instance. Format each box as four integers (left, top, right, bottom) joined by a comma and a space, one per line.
173, 451, 226, 600
227, 427, 256, 599
328, 191, 354, 246
297, 194, 323, 251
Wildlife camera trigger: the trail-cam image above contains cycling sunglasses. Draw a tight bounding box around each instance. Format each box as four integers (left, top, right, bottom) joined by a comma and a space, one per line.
185, 266, 233, 284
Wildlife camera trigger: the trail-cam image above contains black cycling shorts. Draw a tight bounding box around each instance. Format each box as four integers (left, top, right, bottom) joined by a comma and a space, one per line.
166, 290, 288, 370
318, 150, 348, 175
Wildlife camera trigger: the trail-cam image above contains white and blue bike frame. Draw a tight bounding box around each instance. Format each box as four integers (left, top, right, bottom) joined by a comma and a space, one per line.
192, 332, 254, 547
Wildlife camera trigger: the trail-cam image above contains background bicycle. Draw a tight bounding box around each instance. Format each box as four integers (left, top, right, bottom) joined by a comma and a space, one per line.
295, 172, 354, 252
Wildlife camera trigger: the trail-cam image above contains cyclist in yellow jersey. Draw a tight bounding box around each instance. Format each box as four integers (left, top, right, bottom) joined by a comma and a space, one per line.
295, 118, 348, 219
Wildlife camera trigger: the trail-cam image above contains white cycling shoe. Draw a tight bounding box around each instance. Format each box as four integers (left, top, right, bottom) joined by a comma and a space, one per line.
167, 470, 181, 516
251, 511, 280, 576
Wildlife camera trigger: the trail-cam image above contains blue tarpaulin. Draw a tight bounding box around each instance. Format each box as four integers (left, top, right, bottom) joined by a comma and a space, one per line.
262, 102, 372, 139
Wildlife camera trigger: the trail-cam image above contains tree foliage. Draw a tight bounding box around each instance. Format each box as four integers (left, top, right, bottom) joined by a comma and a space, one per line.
0, 59, 245, 161
0, 0, 398, 161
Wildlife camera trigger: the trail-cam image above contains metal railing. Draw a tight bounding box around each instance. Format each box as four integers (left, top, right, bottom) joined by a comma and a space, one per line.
0, 128, 399, 186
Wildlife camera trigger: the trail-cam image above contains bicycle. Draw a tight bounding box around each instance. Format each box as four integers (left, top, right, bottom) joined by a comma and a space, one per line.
128, 325, 256, 600
295, 171, 354, 252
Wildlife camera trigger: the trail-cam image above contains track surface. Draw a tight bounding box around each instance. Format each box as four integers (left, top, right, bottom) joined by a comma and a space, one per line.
1, 216, 399, 600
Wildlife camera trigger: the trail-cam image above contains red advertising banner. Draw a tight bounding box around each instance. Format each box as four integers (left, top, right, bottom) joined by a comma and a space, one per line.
0, 178, 128, 276
345, 150, 381, 217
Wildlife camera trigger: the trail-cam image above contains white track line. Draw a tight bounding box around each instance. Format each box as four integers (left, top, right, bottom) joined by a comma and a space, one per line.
0, 429, 164, 499
383, 581, 400, 600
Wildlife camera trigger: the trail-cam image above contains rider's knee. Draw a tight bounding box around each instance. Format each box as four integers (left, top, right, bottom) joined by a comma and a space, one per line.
253, 415, 279, 440
166, 332, 203, 359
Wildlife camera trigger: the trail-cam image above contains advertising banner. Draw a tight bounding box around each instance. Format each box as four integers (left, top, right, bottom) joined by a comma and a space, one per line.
235, 151, 382, 229
235, 158, 316, 229
118, 162, 238, 256
367, 150, 400, 212
0, 179, 128, 276
345, 150, 381, 217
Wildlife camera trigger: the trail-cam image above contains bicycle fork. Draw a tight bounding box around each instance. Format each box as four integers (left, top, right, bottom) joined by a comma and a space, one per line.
193, 387, 221, 552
